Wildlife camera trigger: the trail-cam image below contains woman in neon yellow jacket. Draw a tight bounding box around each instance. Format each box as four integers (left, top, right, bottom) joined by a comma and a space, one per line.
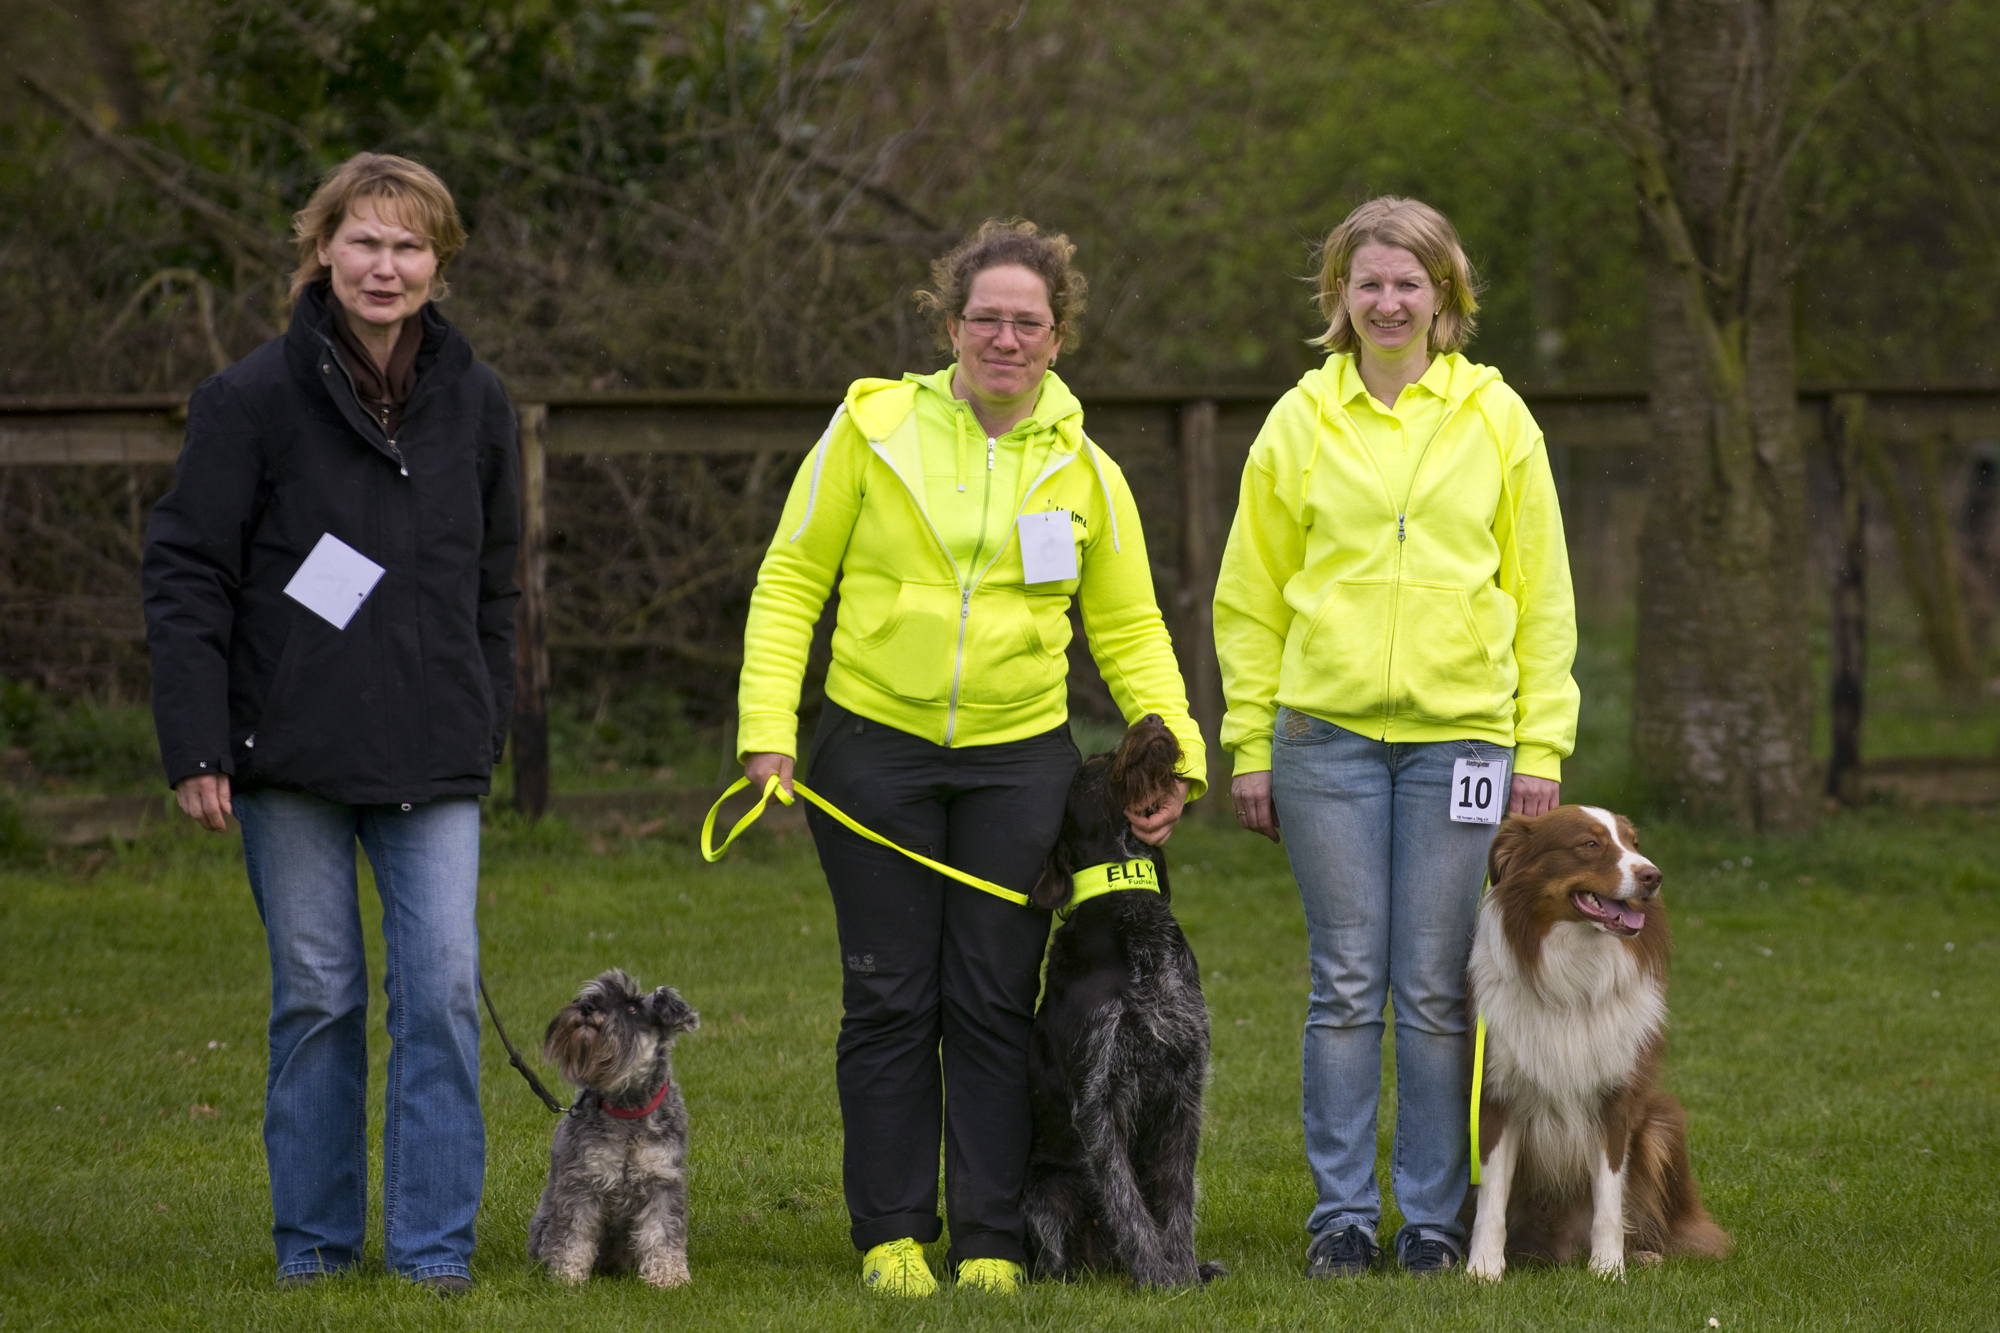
737, 219, 1205, 1296
1213, 197, 1579, 1279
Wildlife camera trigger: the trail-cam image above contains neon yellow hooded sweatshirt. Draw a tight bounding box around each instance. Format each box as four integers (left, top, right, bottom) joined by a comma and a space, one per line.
1213, 354, 1578, 780
738, 367, 1207, 796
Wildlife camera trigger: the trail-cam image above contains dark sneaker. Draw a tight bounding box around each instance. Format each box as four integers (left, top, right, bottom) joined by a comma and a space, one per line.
275, 1271, 329, 1290
1306, 1225, 1380, 1279
1399, 1237, 1459, 1278
418, 1274, 474, 1297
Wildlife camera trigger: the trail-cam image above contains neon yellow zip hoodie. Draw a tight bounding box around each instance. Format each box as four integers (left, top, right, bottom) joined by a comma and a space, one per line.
1213, 354, 1579, 780
738, 367, 1207, 796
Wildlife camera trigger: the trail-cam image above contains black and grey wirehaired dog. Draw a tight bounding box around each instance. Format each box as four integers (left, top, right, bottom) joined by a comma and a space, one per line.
528, 969, 700, 1288
1022, 714, 1222, 1288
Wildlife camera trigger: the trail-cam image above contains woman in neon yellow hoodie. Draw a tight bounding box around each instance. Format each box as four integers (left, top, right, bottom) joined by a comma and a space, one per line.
1213, 198, 1579, 1279
737, 220, 1205, 1296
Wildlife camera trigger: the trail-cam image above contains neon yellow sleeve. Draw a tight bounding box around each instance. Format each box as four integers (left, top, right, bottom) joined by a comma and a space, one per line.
735, 422, 864, 760
1495, 421, 1580, 781
1212, 430, 1308, 776
1076, 450, 1210, 799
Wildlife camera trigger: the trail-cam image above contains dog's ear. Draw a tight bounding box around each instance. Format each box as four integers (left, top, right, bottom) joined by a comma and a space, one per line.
646, 985, 700, 1035
1489, 814, 1534, 887
1030, 836, 1079, 912
1110, 714, 1184, 815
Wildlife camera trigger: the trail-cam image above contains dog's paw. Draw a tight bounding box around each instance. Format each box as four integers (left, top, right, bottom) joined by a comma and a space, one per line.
1465, 1250, 1506, 1283
638, 1255, 690, 1289
548, 1259, 593, 1285
1588, 1252, 1626, 1281
1631, 1249, 1664, 1267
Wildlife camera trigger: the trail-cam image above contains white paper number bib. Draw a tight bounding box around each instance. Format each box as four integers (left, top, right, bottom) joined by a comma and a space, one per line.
1017, 511, 1078, 584
1449, 756, 1507, 825
284, 532, 385, 630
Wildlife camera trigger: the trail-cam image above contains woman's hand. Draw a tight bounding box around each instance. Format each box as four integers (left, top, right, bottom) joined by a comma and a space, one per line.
1231, 771, 1281, 842
1127, 779, 1190, 846
175, 773, 233, 832
1509, 774, 1560, 817
743, 751, 795, 799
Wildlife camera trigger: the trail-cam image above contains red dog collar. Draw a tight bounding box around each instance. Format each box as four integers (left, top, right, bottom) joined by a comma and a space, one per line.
600, 1082, 671, 1120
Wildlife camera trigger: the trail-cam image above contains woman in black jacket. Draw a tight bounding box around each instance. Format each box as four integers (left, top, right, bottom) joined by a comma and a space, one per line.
142, 153, 518, 1294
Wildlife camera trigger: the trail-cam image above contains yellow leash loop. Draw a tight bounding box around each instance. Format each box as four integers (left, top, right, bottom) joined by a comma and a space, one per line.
1470, 871, 1491, 1187
1470, 1012, 1487, 1186
700, 775, 1031, 908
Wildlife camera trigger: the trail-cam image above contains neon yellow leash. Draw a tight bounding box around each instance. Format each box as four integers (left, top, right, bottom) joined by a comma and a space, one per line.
700, 775, 1030, 907
1469, 873, 1492, 1187
1469, 1012, 1487, 1185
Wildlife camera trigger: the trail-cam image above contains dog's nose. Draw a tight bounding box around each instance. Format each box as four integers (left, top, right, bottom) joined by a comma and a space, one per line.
1634, 863, 1662, 898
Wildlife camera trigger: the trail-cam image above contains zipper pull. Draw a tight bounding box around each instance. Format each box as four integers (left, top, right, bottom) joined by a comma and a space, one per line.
961, 590, 972, 620
1398, 512, 1407, 542
987, 437, 996, 470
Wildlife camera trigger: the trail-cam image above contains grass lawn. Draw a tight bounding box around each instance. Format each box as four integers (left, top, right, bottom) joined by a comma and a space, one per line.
2, 797, 1996, 1332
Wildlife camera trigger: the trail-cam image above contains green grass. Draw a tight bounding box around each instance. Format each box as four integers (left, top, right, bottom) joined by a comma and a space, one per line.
2, 803, 1996, 1331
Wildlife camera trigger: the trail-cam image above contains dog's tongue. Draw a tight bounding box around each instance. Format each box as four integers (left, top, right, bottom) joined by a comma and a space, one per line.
1573, 890, 1646, 933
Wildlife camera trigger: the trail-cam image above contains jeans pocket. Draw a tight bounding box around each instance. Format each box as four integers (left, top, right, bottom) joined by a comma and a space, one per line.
1273, 705, 1341, 748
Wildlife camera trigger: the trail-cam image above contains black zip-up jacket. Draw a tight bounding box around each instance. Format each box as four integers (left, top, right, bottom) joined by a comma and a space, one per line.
143, 284, 520, 805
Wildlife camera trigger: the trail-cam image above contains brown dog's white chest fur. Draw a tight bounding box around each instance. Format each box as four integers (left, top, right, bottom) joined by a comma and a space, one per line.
1466, 805, 1727, 1281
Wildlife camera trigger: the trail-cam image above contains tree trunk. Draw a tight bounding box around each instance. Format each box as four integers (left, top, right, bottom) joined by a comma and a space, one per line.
1627, 0, 1815, 830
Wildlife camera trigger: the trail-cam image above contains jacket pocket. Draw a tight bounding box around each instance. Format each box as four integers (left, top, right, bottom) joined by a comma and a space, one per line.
1392, 581, 1511, 724
960, 590, 1063, 704
851, 579, 960, 705
1285, 579, 1394, 714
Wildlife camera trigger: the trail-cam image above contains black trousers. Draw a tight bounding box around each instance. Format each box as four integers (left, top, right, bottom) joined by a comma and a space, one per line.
804, 700, 1078, 1265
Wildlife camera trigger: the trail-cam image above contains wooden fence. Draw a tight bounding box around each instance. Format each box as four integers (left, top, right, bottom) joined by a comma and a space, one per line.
5, 383, 1998, 814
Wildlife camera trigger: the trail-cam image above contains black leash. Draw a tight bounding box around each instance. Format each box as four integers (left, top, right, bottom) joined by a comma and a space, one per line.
477, 970, 568, 1116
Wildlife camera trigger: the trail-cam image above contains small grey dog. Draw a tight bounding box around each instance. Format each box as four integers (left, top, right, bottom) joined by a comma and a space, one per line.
528, 969, 699, 1287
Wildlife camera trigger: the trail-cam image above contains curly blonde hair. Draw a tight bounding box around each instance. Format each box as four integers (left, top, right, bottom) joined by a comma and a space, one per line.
289, 153, 468, 304
915, 218, 1088, 349
1310, 196, 1480, 356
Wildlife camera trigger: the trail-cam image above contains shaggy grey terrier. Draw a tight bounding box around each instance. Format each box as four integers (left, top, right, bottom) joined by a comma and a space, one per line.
528, 969, 699, 1287
1023, 715, 1223, 1288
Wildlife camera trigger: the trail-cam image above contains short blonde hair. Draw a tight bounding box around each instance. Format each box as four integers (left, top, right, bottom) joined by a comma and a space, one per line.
914, 218, 1088, 350
1310, 196, 1479, 356
289, 153, 468, 304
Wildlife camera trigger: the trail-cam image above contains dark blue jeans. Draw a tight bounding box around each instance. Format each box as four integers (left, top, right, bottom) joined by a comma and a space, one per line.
235, 788, 483, 1282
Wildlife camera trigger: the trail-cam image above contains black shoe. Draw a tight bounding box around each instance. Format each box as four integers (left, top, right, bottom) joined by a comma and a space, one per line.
275, 1271, 329, 1290
418, 1274, 474, 1297
1398, 1236, 1459, 1278
1306, 1225, 1380, 1279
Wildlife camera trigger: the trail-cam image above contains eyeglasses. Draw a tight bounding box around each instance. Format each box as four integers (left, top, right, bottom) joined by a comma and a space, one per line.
960, 315, 1057, 345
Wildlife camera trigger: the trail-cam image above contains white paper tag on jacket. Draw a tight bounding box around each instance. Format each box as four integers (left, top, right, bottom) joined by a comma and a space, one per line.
1017, 511, 1078, 584
1449, 757, 1507, 825
284, 533, 385, 630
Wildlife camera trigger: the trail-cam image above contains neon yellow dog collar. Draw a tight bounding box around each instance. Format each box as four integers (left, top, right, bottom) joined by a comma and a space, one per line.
1065, 858, 1161, 914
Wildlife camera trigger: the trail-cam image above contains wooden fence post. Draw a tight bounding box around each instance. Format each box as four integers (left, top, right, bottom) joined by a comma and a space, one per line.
1827, 392, 1868, 804
1176, 399, 1228, 807
513, 402, 552, 820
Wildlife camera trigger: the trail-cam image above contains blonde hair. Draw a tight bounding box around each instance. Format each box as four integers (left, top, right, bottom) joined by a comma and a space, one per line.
289, 153, 468, 304
914, 218, 1088, 350
1310, 196, 1479, 356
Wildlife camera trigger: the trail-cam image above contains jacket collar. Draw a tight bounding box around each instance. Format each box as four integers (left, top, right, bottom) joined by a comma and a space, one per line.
287, 284, 470, 456
1302, 351, 1500, 423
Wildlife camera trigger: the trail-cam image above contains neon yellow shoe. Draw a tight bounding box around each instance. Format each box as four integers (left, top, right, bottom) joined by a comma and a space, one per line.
956, 1257, 1025, 1293
860, 1238, 937, 1297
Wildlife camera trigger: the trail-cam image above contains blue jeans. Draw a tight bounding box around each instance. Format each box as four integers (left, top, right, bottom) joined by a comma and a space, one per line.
235, 789, 484, 1282
1270, 709, 1509, 1260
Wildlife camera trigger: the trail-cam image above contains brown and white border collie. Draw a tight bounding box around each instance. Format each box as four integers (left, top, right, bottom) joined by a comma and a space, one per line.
1464, 805, 1730, 1282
